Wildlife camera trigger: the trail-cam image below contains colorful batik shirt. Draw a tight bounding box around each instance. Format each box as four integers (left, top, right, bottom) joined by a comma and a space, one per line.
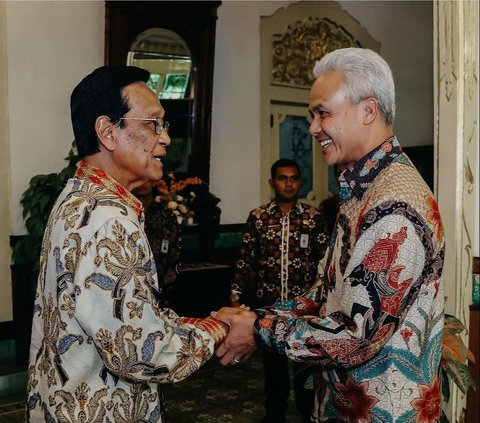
27, 161, 227, 423
230, 201, 329, 308
253, 138, 445, 422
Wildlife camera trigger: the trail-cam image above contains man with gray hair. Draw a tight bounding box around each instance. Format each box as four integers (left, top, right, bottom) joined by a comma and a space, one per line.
213, 48, 445, 422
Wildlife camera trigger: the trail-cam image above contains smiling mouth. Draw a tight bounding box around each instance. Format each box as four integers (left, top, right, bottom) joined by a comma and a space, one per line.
154, 156, 163, 162
320, 139, 333, 149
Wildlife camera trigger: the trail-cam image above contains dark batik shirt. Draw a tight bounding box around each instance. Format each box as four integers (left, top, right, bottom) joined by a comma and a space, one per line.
230, 201, 329, 308
144, 200, 181, 307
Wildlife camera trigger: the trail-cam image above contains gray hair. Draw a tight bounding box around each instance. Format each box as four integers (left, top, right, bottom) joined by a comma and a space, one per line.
313, 48, 395, 125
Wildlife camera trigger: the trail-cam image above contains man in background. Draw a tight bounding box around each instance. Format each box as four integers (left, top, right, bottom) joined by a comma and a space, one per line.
230, 158, 329, 422
215, 48, 445, 422
132, 181, 181, 307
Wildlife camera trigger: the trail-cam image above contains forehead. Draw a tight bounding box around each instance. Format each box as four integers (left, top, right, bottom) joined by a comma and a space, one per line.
123, 82, 164, 116
309, 70, 346, 107
274, 166, 299, 177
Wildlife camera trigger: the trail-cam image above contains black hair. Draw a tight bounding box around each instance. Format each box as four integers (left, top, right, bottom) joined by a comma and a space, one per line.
270, 158, 301, 179
70, 65, 150, 157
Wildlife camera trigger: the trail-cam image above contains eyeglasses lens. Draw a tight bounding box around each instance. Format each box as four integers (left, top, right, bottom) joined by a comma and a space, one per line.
155, 118, 169, 135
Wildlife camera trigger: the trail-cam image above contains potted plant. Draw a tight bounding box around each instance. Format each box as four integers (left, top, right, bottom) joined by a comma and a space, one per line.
441, 314, 476, 409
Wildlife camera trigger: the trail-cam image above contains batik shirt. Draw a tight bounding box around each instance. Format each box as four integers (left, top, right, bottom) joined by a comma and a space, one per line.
145, 200, 182, 307
230, 201, 329, 307
27, 162, 227, 423
254, 138, 445, 422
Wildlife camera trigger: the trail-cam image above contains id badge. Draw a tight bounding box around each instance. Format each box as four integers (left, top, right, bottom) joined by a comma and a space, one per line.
300, 233, 309, 248
161, 239, 169, 254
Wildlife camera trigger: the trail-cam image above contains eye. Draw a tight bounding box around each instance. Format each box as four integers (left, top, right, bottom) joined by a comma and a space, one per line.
318, 110, 329, 118
312, 106, 329, 119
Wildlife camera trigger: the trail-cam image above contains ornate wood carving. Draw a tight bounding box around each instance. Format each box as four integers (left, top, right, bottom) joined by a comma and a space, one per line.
271, 17, 359, 88
439, 2, 458, 102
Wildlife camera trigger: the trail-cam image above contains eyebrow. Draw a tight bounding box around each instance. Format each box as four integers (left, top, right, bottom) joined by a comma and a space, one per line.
309, 105, 325, 117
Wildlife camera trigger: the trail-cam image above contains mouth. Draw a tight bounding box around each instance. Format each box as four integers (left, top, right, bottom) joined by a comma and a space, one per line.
153, 155, 163, 163
320, 138, 333, 149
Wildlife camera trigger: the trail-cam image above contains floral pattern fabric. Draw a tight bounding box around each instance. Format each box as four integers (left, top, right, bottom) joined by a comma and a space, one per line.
230, 201, 329, 308
27, 162, 226, 422
253, 138, 445, 422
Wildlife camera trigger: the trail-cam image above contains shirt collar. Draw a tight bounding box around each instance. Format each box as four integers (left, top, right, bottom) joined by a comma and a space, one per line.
75, 161, 144, 217
338, 136, 402, 202
267, 199, 304, 214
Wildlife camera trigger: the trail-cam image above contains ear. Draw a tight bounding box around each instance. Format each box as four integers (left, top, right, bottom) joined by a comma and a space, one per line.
268, 178, 274, 189
362, 98, 378, 125
95, 116, 117, 151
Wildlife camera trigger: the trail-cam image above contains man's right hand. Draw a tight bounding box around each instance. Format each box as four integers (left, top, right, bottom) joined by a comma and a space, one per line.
211, 306, 257, 366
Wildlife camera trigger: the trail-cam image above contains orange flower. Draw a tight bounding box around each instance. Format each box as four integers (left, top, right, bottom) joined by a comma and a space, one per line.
334, 377, 379, 422
153, 174, 204, 225
410, 377, 441, 423
425, 195, 444, 240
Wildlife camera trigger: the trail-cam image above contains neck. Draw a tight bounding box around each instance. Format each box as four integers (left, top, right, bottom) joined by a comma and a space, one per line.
276, 198, 295, 214
83, 153, 132, 191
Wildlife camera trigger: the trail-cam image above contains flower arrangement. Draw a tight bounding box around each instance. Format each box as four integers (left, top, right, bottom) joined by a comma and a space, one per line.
154, 173, 203, 225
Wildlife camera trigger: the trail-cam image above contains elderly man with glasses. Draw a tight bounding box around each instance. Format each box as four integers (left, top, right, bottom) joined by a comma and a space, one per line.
27, 66, 228, 423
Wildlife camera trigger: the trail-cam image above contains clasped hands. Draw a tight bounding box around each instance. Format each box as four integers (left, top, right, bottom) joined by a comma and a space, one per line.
211, 306, 257, 366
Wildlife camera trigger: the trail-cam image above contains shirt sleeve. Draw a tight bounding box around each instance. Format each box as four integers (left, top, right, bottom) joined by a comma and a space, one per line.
74, 217, 227, 384
229, 212, 258, 304
253, 206, 441, 369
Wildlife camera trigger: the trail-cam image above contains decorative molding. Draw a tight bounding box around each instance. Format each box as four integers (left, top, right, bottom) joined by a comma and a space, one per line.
435, 0, 478, 419
439, 2, 457, 102
271, 17, 359, 88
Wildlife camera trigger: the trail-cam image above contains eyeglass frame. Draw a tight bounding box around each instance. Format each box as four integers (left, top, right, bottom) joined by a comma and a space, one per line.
116, 117, 169, 135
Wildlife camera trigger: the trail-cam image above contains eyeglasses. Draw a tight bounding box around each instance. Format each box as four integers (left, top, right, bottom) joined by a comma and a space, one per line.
117, 117, 169, 135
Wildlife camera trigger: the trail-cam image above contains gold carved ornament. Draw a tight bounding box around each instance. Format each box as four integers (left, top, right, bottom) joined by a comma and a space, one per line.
272, 17, 360, 88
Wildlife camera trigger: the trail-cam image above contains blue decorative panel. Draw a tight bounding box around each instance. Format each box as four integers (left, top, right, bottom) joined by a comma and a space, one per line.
279, 115, 312, 198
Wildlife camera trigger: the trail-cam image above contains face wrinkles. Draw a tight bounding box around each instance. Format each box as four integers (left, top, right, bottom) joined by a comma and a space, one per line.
309, 71, 363, 167
114, 82, 171, 191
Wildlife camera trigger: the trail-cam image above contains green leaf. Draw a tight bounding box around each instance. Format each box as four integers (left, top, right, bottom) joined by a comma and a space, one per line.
11, 142, 80, 269
444, 361, 476, 394
444, 314, 466, 335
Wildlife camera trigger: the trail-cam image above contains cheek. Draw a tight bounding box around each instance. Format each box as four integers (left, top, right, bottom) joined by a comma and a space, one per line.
134, 134, 155, 154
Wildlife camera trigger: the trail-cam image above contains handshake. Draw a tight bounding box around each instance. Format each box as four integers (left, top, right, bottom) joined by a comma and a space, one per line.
211, 305, 258, 366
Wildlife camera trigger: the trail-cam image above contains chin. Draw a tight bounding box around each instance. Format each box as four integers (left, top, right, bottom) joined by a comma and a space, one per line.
149, 167, 164, 181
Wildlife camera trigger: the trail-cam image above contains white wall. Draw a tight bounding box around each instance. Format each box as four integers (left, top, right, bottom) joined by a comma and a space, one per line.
7, 0, 104, 236
212, 0, 433, 225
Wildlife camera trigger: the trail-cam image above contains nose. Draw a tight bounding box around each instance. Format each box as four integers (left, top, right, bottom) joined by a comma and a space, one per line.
309, 117, 321, 136
159, 132, 171, 147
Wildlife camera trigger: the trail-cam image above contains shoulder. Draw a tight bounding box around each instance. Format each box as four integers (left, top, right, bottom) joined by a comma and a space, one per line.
298, 202, 322, 217
372, 158, 435, 213
54, 178, 141, 240
249, 202, 271, 217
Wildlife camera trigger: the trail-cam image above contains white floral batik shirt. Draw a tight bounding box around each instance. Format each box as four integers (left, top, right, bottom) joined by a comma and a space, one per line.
254, 138, 445, 422
27, 162, 227, 422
